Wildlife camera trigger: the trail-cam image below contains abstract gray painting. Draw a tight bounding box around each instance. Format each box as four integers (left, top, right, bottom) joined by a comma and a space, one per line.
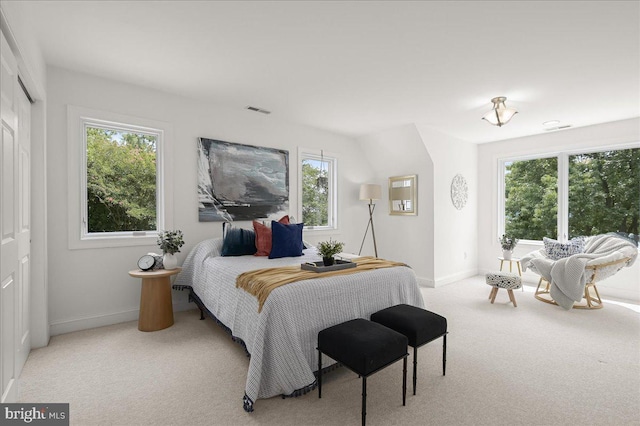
198, 138, 289, 222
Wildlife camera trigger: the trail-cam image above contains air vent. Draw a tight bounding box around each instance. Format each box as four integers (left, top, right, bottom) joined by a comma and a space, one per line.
544, 124, 572, 131
246, 106, 271, 115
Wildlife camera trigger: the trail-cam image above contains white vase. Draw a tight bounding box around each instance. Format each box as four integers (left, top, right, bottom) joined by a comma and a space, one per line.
163, 253, 178, 270
502, 249, 512, 260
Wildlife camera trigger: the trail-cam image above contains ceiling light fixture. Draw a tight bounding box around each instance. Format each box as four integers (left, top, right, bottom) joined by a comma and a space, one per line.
482, 96, 518, 127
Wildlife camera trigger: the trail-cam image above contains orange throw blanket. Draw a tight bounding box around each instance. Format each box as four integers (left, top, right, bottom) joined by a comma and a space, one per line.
236, 257, 408, 312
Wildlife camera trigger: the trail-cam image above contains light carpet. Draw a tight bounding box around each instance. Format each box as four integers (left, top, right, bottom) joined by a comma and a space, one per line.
18, 276, 640, 425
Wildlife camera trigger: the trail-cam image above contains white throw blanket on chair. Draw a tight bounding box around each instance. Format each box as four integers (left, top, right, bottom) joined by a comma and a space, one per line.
521, 234, 637, 309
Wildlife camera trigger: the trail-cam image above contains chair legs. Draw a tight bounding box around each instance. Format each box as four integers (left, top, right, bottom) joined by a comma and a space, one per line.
318, 349, 322, 398
582, 283, 603, 309
319, 348, 407, 426
489, 286, 518, 307
363, 358, 406, 426
535, 278, 603, 309
489, 286, 498, 302
412, 346, 418, 395
411, 333, 447, 395
362, 376, 366, 426
402, 357, 407, 406
443, 333, 447, 376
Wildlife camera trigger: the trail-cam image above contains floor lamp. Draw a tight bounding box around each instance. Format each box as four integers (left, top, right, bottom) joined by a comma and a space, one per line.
358, 183, 381, 257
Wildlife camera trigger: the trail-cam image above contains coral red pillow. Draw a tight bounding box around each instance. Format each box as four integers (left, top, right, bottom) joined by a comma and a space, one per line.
253, 215, 289, 256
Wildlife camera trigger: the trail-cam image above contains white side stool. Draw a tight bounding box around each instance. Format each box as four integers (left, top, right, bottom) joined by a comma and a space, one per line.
486, 272, 523, 307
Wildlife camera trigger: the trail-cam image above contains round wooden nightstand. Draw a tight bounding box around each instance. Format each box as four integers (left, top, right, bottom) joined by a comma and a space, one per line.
129, 268, 182, 332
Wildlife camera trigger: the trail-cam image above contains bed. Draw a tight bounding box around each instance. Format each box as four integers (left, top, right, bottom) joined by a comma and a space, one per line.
173, 237, 425, 412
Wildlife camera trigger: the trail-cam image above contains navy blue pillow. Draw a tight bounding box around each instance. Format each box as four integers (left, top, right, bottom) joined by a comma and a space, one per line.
269, 221, 304, 259
221, 227, 257, 256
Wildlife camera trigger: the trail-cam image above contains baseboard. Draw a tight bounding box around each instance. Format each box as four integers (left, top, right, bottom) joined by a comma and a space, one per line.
433, 268, 478, 288
416, 276, 433, 287
1, 378, 16, 403
49, 301, 194, 336
418, 268, 478, 288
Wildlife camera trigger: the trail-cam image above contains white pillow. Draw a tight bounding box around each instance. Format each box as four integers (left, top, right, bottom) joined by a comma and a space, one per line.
543, 237, 585, 260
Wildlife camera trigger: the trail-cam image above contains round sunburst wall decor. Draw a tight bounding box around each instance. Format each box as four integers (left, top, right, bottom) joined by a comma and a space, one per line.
451, 174, 468, 210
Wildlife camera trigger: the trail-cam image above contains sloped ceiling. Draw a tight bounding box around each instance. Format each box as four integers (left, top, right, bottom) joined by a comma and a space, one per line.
13, 1, 640, 143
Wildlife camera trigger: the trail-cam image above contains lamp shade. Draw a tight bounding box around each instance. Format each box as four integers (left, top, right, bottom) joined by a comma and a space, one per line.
359, 184, 382, 201
482, 96, 518, 127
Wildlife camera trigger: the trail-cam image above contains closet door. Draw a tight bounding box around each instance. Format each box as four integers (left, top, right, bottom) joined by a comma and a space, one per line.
16, 75, 31, 377
1, 29, 20, 403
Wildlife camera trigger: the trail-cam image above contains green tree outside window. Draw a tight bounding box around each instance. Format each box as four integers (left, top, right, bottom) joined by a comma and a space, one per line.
86, 126, 157, 233
301, 159, 329, 227
504, 148, 639, 241
505, 157, 558, 240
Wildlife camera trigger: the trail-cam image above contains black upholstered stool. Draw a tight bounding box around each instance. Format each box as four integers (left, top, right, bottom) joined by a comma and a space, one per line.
317, 318, 409, 426
371, 304, 448, 395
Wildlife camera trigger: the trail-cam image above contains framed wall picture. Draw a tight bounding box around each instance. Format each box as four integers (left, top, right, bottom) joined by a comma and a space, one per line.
198, 138, 289, 222
389, 175, 417, 215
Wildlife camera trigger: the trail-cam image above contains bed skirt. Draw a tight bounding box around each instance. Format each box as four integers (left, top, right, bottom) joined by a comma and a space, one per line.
173, 284, 342, 412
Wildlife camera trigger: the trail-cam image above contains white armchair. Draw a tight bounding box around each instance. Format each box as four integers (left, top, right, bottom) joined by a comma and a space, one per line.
521, 234, 638, 309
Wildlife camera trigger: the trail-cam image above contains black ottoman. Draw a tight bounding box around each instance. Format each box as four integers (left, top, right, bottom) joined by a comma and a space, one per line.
371, 304, 447, 395
317, 318, 408, 426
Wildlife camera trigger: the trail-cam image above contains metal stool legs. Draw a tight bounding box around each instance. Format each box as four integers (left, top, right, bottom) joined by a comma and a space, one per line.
318, 349, 407, 426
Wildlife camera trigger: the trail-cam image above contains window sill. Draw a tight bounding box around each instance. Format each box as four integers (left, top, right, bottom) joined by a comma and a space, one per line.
303, 226, 339, 232
70, 234, 158, 250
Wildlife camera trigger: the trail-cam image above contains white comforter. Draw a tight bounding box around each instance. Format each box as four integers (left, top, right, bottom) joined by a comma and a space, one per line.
173, 238, 425, 411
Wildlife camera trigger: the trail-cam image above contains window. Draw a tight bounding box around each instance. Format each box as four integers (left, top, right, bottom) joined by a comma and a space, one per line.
67, 105, 172, 249
501, 146, 639, 242
85, 123, 158, 234
299, 150, 337, 229
568, 149, 640, 238
504, 156, 558, 240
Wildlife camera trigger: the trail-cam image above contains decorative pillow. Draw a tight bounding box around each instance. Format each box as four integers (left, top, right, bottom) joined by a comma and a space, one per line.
253, 215, 289, 256
269, 221, 304, 259
543, 237, 585, 261
221, 227, 257, 256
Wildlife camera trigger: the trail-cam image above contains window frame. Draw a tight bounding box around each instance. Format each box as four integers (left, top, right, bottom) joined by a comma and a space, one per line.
498, 142, 640, 244
298, 148, 338, 232
67, 105, 173, 249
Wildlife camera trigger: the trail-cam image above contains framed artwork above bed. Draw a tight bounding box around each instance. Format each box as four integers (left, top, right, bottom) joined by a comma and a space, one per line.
198, 138, 289, 222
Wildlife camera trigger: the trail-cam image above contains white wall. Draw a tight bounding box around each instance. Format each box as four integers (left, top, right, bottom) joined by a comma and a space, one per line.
477, 118, 640, 302
46, 66, 372, 335
417, 125, 478, 286
0, 3, 46, 96
357, 124, 435, 284
356, 123, 479, 288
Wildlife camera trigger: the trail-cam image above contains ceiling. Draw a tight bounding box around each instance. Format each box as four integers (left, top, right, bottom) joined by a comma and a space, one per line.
13, 1, 640, 143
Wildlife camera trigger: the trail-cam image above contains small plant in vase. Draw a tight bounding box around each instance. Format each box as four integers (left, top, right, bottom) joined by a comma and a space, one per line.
499, 234, 519, 260
157, 230, 185, 270
316, 238, 344, 267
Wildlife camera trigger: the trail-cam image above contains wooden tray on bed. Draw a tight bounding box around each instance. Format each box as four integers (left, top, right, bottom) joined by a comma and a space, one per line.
301, 260, 356, 273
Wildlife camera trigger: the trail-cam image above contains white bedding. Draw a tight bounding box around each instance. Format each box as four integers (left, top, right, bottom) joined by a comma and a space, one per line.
173, 238, 425, 411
